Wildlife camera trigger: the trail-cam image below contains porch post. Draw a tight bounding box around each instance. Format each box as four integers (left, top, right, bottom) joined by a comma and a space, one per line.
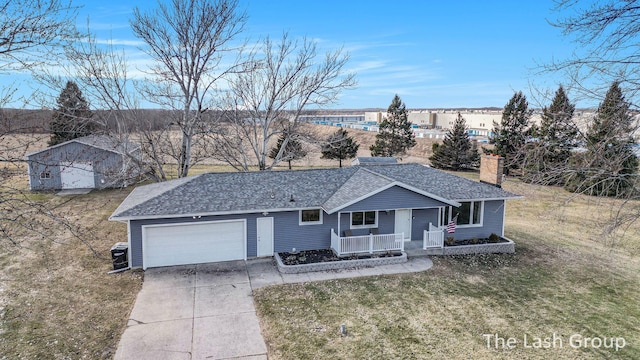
369, 233, 373, 254
337, 212, 341, 238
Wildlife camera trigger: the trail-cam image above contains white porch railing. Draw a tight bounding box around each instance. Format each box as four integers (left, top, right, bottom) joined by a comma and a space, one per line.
331, 229, 404, 256
423, 222, 444, 249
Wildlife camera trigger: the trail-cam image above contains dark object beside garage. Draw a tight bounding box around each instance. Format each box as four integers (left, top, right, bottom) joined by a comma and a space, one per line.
111, 242, 129, 270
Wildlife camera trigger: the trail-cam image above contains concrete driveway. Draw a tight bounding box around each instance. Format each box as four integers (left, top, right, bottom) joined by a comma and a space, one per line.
115, 256, 433, 360
114, 260, 268, 360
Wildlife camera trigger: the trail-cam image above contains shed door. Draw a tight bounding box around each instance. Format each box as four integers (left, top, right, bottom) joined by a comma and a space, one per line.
60, 161, 95, 189
142, 220, 246, 269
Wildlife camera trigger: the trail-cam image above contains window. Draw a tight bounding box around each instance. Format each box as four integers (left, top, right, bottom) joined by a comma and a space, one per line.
351, 211, 377, 228
440, 201, 483, 227
300, 209, 322, 225
39, 171, 51, 179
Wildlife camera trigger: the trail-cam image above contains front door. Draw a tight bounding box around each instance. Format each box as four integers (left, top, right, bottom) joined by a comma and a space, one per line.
257, 217, 274, 257
394, 209, 412, 241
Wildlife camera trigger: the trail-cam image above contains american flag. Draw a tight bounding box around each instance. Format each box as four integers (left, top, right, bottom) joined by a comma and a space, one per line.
446, 214, 458, 234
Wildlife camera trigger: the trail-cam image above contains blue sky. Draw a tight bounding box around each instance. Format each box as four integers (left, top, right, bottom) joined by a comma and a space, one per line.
12, 0, 581, 109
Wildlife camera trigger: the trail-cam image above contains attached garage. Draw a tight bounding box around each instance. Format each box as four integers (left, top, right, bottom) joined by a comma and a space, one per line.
141, 220, 246, 269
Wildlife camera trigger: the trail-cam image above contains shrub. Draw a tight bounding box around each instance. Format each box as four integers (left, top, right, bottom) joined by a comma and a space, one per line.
488, 233, 500, 243
470, 237, 479, 244
446, 236, 456, 246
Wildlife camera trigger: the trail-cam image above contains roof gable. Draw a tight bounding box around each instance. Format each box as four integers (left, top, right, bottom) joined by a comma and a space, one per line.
26, 135, 139, 158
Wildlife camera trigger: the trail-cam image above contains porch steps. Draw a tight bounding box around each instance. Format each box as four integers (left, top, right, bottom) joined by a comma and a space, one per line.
404, 241, 443, 258
405, 248, 443, 258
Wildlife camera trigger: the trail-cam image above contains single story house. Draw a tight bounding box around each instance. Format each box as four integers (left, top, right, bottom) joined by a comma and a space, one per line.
26, 135, 141, 190
109, 159, 521, 270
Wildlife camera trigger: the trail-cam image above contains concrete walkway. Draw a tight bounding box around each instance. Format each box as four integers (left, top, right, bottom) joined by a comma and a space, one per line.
114, 256, 433, 360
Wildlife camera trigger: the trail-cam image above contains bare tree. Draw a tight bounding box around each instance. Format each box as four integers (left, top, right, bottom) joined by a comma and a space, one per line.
0, 0, 78, 71
546, 0, 640, 104
212, 34, 356, 171
130, 0, 247, 178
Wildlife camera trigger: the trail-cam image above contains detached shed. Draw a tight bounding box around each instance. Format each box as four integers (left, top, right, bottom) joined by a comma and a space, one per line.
26, 135, 141, 191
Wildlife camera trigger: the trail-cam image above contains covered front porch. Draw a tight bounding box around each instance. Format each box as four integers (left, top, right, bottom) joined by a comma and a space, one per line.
329, 205, 446, 256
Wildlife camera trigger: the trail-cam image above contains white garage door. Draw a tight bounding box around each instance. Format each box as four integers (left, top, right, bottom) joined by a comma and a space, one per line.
142, 220, 246, 269
60, 161, 95, 189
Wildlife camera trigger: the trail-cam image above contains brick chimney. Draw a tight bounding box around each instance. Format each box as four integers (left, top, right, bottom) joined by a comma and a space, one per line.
479, 155, 504, 187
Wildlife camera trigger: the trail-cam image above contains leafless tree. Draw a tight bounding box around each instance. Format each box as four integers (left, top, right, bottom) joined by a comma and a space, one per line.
0, 0, 108, 251
0, 0, 78, 71
545, 0, 640, 105
130, 0, 247, 178
212, 33, 356, 171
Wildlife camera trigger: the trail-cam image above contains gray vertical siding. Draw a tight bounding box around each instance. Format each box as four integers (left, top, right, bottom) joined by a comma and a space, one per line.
28, 142, 130, 190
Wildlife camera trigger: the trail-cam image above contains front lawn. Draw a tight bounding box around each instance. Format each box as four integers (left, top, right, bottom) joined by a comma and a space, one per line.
253, 179, 640, 359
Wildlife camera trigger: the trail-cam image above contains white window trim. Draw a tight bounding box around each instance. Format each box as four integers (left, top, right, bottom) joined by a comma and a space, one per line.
439, 201, 484, 228
299, 209, 323, 225
350, 211, 378, 229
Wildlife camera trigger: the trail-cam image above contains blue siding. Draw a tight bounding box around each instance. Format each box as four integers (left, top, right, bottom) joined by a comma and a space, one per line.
447, 200, 505, 240
28, 142, 133, 190
129, 210, 340, 268
340, 186, 450, 212
273, 211, 339, 253
411, 208, 439, 241
126, 200, 507, 268
338, 210, 395, 236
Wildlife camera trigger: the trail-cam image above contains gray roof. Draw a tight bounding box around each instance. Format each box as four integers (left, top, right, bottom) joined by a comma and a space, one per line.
353, 157, 397, 165
110, 163, 520, 220
26, 135, 140, 157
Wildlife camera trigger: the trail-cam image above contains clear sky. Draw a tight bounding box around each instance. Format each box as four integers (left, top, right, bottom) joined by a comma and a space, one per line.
11, 0, 583, 109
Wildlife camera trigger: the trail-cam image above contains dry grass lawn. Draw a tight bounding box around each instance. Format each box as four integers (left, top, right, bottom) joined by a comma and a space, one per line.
254, 178, 640, 359
0, 169, 142, 359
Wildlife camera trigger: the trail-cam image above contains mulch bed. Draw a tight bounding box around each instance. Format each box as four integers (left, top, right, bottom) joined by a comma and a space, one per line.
279, 249, 402, 265
445, 237, 509, 246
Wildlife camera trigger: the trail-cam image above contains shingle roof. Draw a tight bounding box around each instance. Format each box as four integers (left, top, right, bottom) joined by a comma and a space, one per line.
26, 135, 140, 158
110, 163, 520, 220
353, 157, 397, 165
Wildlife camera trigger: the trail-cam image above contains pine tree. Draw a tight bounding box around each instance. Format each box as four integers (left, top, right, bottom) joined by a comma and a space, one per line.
565, 82, 638, 196
268, 132, 307, 170
526, 85, 578, 184
49, 81, 94, 146
321, 128, 360, 167
370, 94, 416, 158
488, 91, 532, 175
429, 113, 479, 170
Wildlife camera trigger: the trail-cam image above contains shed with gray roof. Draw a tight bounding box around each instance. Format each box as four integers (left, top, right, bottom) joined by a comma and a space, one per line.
26, 135, 141, 190
110, 163, 521, 269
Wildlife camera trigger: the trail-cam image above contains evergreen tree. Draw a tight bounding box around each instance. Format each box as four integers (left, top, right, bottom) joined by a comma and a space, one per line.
49, 81, 94, 146
370, 94, 416, 158
321, 128, 360, 167
429, 113, 479, 170
565, 82, 638, 196
526, 85, 578, 184
487, 91, 532, 175
268, 132, 307, 170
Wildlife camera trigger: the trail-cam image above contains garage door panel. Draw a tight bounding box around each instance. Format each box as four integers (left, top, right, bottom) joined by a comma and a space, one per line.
143, 221, 245, 269
60, 161, 94, 189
